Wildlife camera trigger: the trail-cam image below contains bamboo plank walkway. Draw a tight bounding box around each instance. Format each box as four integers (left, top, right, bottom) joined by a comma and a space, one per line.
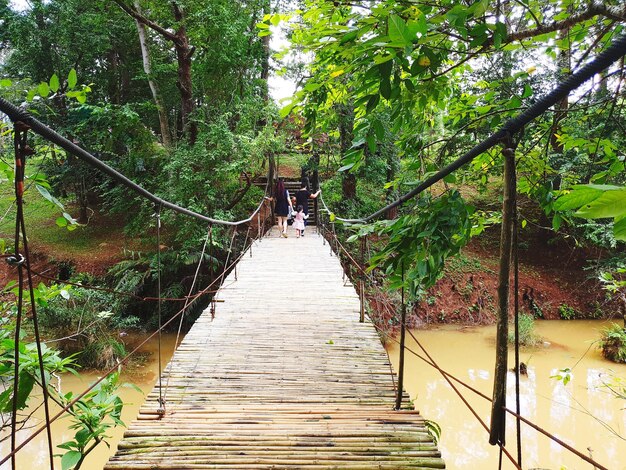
105, 228, 445, 469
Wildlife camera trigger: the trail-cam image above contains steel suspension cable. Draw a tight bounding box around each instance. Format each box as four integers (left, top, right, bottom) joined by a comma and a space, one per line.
513, 174, 522, 468
155, 204, 164, 414
0, 99, 269, 227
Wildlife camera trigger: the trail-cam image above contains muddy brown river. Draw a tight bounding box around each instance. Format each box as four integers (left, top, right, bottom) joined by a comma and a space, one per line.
386, 320, 626, 470
2, 321, 626, 469
0, 333, 178, 470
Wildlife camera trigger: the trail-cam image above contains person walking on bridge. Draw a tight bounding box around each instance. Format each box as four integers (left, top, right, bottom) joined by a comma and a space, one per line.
274, 178, 292, 238
295, 177, 320, 237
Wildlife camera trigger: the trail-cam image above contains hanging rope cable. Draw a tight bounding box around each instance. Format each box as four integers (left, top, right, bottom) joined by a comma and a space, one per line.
8, 122, 56, 470
321, 226, 610, 470
155, 203, 164, 415
0, 96, 270, 226
10, 124, 26, 470
316, 32, 626, 224
0, 238, 255, 467
512, 155, 522, 468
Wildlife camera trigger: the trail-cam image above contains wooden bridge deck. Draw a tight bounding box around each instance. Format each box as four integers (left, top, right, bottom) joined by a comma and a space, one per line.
105, 229, 445, 469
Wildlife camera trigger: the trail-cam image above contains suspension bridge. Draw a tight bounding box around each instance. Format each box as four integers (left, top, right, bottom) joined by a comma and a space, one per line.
104, 227, 444, 469
1, 31, 625, 470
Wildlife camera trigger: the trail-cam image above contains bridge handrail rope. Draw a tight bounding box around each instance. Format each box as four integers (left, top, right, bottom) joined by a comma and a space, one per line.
316, 211, 610, 470
314, 32, 626, 470
320, 32, 626, 224
0, 97, 270, 227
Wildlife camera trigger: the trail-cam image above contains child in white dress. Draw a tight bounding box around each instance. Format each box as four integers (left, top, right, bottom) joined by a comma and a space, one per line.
292, 205, 308, 238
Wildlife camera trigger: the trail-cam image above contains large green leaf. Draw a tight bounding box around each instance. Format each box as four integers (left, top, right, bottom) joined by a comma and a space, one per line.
614, 215, 626, 241
388, 15, 413, 46
575, 188, 626, 219
61, 450, 82, 470
554, 185, 606, 211
67, 69, 77, 89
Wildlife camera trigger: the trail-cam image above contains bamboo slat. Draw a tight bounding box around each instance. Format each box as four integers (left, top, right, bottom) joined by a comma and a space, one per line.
105, 228, 445, 469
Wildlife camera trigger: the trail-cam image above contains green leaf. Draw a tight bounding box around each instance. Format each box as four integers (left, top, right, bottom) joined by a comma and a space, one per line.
61, 450, 82, 470
56, 217, 68, 228
0, 79, 12, 87
49, 74, 60, 93
574, 188, 626, 219
36, 184, 66, 210
67, 69, 77, 89
270, 13, 280, 26
521, 84, 533, 99
340, 29, 359, 44
372, 120, 385, 140
366, 94, 380, 113
38, 82, 50, 98
613, 215, 626, 241
366, 133, 377, 154
380, 78, 391, 100
554, 185, 608, 211
388, 15, 413, 46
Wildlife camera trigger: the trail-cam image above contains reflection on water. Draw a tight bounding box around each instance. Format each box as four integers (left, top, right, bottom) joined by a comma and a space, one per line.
386, 320, 626, 470
0, 333, 178, 470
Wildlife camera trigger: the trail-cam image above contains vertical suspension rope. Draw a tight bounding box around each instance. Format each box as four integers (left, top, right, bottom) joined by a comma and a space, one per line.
10, 123, 56, 470
162, 224, 212, 403
395, 262, 407, 410
10, 125, 25, 470
209, 225, 216, 317
155, 203, 165, 415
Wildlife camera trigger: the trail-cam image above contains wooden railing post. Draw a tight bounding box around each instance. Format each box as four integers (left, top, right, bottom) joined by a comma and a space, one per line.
359, 236, 365, 323
395, 263, 406, 410
490, 142, 517, 446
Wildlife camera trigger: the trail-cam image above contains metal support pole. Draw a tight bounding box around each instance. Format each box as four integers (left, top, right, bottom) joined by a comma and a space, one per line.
395, 264, 406, 410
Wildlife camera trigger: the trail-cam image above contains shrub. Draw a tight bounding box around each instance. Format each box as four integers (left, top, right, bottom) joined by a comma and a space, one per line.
558, 303, 579, 320
598, 323, 626, 363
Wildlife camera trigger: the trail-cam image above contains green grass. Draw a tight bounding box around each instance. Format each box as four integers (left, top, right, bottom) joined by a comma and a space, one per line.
508, 313, 542, 347
1, 166, 128, 261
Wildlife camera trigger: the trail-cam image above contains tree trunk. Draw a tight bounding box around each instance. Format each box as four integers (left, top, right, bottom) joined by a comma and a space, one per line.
172, 2, 197, 146
338, 102, 356, 200
113, 0, 196, 145
134, 0, 172, 148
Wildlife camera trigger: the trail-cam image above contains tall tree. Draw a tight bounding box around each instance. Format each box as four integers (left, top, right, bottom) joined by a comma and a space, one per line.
133, 0, 172, 148
113, 0, 197, 145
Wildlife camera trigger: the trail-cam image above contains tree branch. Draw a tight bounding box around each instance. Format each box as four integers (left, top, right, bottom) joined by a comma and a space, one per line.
505, 2, 626, 45
112, 0, 178, 43
224, 172, 253, 211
